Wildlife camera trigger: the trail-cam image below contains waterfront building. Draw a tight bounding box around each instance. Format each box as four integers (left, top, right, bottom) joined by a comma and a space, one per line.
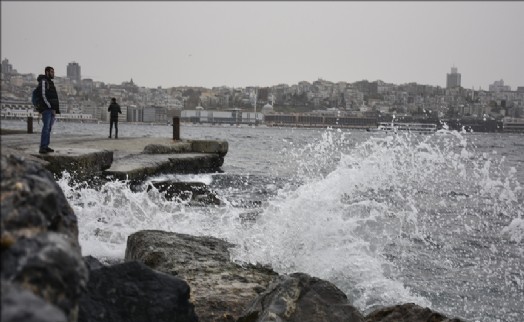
181, 109, 264, 125
127, 105, 143, 122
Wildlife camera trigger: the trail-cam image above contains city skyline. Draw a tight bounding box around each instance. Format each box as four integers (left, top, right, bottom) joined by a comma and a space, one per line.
3, 58, 517, 93
2, 2, 524, 90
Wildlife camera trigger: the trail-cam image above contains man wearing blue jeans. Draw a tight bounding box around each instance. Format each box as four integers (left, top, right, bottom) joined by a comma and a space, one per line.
37, 67, 60, 154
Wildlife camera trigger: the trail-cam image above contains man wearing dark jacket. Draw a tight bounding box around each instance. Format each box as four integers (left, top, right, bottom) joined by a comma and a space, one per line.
107, 98, 122, 139
38, 66, 60, 154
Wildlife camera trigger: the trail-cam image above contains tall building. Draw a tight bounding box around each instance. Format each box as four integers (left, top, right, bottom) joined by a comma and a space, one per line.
489, 79, 511, 92
67, 62, 81, 83
1, 58, 14, 74
446, 66, 461, 89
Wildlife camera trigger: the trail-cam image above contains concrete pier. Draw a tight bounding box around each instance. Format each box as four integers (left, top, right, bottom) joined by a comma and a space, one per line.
0, 132, 228, 182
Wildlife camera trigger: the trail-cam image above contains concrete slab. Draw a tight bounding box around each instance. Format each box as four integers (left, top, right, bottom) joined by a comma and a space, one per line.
1, 133, 228, 182
106, 153, 224, 181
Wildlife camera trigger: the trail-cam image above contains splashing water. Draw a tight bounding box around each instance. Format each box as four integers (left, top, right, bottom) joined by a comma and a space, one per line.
57, 129, 523, 322
229, 130, 523, 319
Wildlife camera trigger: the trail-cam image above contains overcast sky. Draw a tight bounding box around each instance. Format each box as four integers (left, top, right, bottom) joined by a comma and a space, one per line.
2, 1, 523, 90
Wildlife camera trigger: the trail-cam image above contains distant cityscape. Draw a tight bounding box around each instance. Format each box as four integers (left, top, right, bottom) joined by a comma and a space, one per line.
1, 58, 524, 132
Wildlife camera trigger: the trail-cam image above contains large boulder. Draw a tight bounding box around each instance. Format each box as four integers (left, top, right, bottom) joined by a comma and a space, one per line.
78, 261, 198, 322
237, 272, 364, 322
1, 232, 88, 318
365, 303, 464, 322
125, 230, 278, 322
1, 153, 88, 321
1, 280, 68, 322
1, 154, 80, 238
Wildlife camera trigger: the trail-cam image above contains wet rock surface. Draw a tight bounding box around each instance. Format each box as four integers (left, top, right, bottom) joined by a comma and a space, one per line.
37, 148, 113, 182
1, 280, 68, 322
125, 230, 278, 322
1, 153, 88, 321
1, 154, 80, 237
364, 303, 464, 322
237, 272, 365, 322
78, 261, 198, 322
147, 180, 221, 205
105, 152, 224, 181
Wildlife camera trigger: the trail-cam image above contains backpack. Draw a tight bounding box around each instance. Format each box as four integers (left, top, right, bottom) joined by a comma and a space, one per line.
32, 83, 44, 113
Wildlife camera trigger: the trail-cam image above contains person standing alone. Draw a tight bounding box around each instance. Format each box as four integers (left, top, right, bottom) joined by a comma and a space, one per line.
38, 66, 60, 154
107, 97, 122, 139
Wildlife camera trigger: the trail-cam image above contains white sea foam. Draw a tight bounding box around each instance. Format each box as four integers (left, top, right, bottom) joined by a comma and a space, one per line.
502, 218, 524, 244
54, 126, 523, 320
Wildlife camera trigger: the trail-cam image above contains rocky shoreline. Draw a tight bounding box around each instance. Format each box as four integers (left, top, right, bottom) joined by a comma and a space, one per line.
1, 153, 465, 322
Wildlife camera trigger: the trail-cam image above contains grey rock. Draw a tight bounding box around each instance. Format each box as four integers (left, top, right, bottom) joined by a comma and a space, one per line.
78, 261, 198, 322
1, 154, 80, 238
238, 272, 364, 322
147, 180, 221, 205
364, 303, 464, 322
125, 230, 278, 322
1, 154, 88, 322
1, 232, 88, 316
1, 280, 68, 322
83, 255, 105, 271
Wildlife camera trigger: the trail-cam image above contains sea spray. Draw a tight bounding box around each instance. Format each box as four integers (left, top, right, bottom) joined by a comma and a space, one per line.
58, 171, 254, 259
228, 130, 523, 318
56, 128, 523, 322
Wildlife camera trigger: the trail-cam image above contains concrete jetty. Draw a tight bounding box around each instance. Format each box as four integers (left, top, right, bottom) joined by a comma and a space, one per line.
0, 131, 228, 182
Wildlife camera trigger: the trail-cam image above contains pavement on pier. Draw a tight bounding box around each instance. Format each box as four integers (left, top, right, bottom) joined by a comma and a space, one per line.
1, 131, 228, 180
1, 132, 186, 159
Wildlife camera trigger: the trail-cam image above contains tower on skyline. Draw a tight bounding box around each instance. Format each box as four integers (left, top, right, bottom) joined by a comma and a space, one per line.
67, 61, 81, 83
446, 66, 461, 89
1, 58, 15, 74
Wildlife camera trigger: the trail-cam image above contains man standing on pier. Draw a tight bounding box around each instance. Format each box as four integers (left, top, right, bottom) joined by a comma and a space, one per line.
38, 66, 60, 154
107, 97, 122, 139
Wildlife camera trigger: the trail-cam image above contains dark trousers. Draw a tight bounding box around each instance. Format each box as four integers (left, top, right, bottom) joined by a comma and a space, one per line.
40, 109, 55, 148
109, 118, 118, 138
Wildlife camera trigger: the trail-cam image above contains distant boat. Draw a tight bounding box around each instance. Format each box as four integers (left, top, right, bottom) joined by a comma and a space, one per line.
367, 122, 437, 134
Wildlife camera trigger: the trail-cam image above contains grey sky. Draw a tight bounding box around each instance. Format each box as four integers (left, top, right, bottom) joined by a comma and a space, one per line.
2, 1, 523, 90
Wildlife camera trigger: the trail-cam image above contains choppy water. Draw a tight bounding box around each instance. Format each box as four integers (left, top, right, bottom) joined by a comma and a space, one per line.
3, 120, 523, 322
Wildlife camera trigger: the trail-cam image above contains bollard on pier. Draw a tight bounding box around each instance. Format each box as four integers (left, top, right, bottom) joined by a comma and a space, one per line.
173, 116, 180, 140
27, 116, 33, 134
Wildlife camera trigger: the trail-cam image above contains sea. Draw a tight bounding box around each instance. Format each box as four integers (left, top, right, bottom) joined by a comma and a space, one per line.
2, 119, 523, 322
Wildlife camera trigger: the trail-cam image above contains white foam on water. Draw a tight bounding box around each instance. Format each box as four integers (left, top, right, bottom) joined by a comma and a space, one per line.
502, 217, 524, 244
57, 128, 523, 320
229, 130, 523, 315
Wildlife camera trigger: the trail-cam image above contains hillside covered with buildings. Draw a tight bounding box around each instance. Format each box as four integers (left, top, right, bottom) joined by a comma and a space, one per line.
1, 59, 523, 132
